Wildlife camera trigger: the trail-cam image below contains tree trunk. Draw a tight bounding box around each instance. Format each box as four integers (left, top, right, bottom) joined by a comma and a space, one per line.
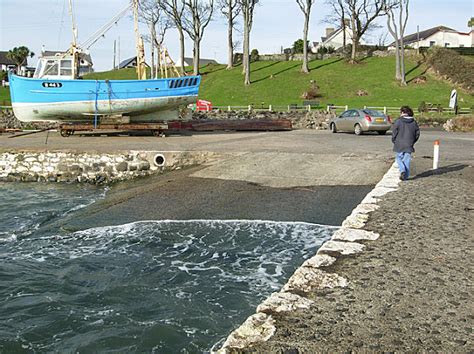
351, 36, 358, 62
350, 14, 358, 62
301, 10, 310, 73
193, 39, 200, 76
227, 1, 234, 69
150, 22, 156, 78
386, 10, 401, 81
399, 36, 406, 85
342, 18, 346, 47
243, 21, 250, 85
394, 39, 401, 80
178, 27, 186, 75
399, 1, 407, 86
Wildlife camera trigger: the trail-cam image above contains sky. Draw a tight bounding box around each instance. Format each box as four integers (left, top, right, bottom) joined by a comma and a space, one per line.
0, 0, 472, 71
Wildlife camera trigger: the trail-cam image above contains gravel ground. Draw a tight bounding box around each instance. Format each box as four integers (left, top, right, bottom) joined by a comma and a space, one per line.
246, 158, 474, 353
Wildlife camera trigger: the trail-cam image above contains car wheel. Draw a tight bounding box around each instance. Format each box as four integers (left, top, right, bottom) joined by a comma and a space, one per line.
354, 124, 362, 135
330, 123, 337, 133
377, 130, 387, 135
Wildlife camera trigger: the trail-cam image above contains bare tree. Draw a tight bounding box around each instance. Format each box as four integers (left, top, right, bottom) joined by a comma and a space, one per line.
219, 0, 241, 69
324, 0, 348, 48
237, 0, 258, 85
341, 0, 386, 62
182, 0, 214, 75
139, 0, 172, 78
161, 0, 187, 74
295, 0, 316, 73
385, 0, 409, 85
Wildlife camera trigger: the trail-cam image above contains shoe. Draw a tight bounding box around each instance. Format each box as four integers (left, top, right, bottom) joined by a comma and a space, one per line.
400, 172, 406, 181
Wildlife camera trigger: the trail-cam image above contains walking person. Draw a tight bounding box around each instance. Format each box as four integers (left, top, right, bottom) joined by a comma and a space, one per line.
392, 106, 420, 181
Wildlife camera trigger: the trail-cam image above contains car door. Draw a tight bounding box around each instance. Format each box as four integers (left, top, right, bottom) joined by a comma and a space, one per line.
337, 110, 352, 130
349, 110, 362, 130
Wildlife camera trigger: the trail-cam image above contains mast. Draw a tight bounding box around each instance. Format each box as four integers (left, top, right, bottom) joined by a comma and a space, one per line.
133, 0, 147, 80
68, 0, 79, 78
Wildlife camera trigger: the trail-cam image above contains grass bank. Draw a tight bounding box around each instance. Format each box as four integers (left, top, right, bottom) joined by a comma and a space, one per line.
2, 57, 473, 110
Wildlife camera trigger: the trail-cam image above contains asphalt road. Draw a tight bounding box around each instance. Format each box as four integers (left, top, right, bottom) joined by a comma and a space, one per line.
1, 129, 472, 164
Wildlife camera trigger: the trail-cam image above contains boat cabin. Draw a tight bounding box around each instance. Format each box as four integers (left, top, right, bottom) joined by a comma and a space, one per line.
34, 50, 93, 80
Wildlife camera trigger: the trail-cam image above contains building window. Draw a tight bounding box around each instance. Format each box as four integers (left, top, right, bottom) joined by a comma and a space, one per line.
429, 41, 435, 47
444, 43, 450, 47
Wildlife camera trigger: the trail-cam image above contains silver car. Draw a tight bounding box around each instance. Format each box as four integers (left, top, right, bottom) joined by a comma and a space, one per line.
329, 109, 392, 135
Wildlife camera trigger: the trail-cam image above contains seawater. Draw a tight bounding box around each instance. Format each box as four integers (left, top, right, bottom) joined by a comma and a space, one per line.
0, 183, 337, 353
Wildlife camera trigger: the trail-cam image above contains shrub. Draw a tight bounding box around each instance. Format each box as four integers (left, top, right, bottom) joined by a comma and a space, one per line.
427, 48, 474, 93
301, 80, 320, 99
292, 39, 304, 54
250, 49, 260, 62
317, 46, 328, 55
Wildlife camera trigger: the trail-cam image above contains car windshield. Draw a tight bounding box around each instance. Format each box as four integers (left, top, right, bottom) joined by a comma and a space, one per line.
362, 109, 385, 117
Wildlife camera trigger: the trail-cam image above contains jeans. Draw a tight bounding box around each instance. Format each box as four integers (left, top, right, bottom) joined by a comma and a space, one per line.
396, 152, 412, 180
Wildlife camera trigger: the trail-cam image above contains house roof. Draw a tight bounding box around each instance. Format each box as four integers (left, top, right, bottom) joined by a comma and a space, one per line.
0, 51, 17, 66
184, 57, 218, 65
396, 25, 457, 45
119, 57, 136, 69
118, 56, 150, 69
321, 27, 345, 45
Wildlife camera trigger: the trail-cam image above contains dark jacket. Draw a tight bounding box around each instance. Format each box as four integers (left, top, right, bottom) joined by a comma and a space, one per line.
392, 116, 420, 153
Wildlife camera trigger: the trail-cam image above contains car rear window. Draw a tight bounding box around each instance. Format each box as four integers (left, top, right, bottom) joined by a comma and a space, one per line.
362, 109, 384, 117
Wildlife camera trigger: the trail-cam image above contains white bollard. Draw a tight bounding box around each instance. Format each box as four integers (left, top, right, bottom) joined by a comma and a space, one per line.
433, 140, 440, 170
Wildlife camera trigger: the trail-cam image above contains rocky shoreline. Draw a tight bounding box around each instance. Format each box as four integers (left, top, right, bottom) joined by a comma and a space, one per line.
217, 158, 473, 353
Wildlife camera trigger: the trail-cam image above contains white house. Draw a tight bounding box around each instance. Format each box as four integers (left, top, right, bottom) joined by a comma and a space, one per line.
390, 25, 473, 49
311, 27, 367, 53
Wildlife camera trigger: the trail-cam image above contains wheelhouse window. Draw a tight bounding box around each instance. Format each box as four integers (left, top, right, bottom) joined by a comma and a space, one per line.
60, 59, 72, 77
33, 60, 44, 78
44, 60, 59, 76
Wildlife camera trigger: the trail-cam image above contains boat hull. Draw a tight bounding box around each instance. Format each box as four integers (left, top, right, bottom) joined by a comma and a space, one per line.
9, 74, 201, 122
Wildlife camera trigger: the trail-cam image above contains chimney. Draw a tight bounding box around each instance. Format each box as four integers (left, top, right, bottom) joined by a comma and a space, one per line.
326, 28, 335, 37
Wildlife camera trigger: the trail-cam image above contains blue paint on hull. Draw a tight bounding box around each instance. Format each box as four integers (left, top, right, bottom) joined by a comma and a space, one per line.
9, 74, 201, 122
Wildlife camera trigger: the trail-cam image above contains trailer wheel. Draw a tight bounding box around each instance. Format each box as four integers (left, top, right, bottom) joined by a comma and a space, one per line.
153, 130, 166, 137
60, 129, 72, 137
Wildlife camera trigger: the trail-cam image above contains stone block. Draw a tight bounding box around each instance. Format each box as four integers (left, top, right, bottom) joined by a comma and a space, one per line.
257, 292, 314, 314
116, 162, 128, 172
283, 267, 348, 293
217, 313, 276, 353
318, 240, 365, 255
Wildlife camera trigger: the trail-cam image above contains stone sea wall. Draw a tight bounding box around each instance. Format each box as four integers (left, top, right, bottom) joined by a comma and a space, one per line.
0, 150, 222, 184
215, 162, 401, 353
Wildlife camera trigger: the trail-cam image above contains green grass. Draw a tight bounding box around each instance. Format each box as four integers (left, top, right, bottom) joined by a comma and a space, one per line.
0, 87, 10, 106
2, 57, 473, 110
197, 57, 473, 108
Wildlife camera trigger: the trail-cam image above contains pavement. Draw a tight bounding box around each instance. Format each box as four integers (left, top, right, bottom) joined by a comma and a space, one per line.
2, 128, 474, 352
246, 158, 474, 353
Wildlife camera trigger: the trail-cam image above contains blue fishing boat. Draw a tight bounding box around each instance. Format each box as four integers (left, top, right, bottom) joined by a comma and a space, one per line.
9, 0, 201, 123
9, 71, 201, 123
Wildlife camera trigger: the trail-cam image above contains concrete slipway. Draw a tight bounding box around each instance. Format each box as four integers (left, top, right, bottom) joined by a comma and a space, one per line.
1, 128, 473, 352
